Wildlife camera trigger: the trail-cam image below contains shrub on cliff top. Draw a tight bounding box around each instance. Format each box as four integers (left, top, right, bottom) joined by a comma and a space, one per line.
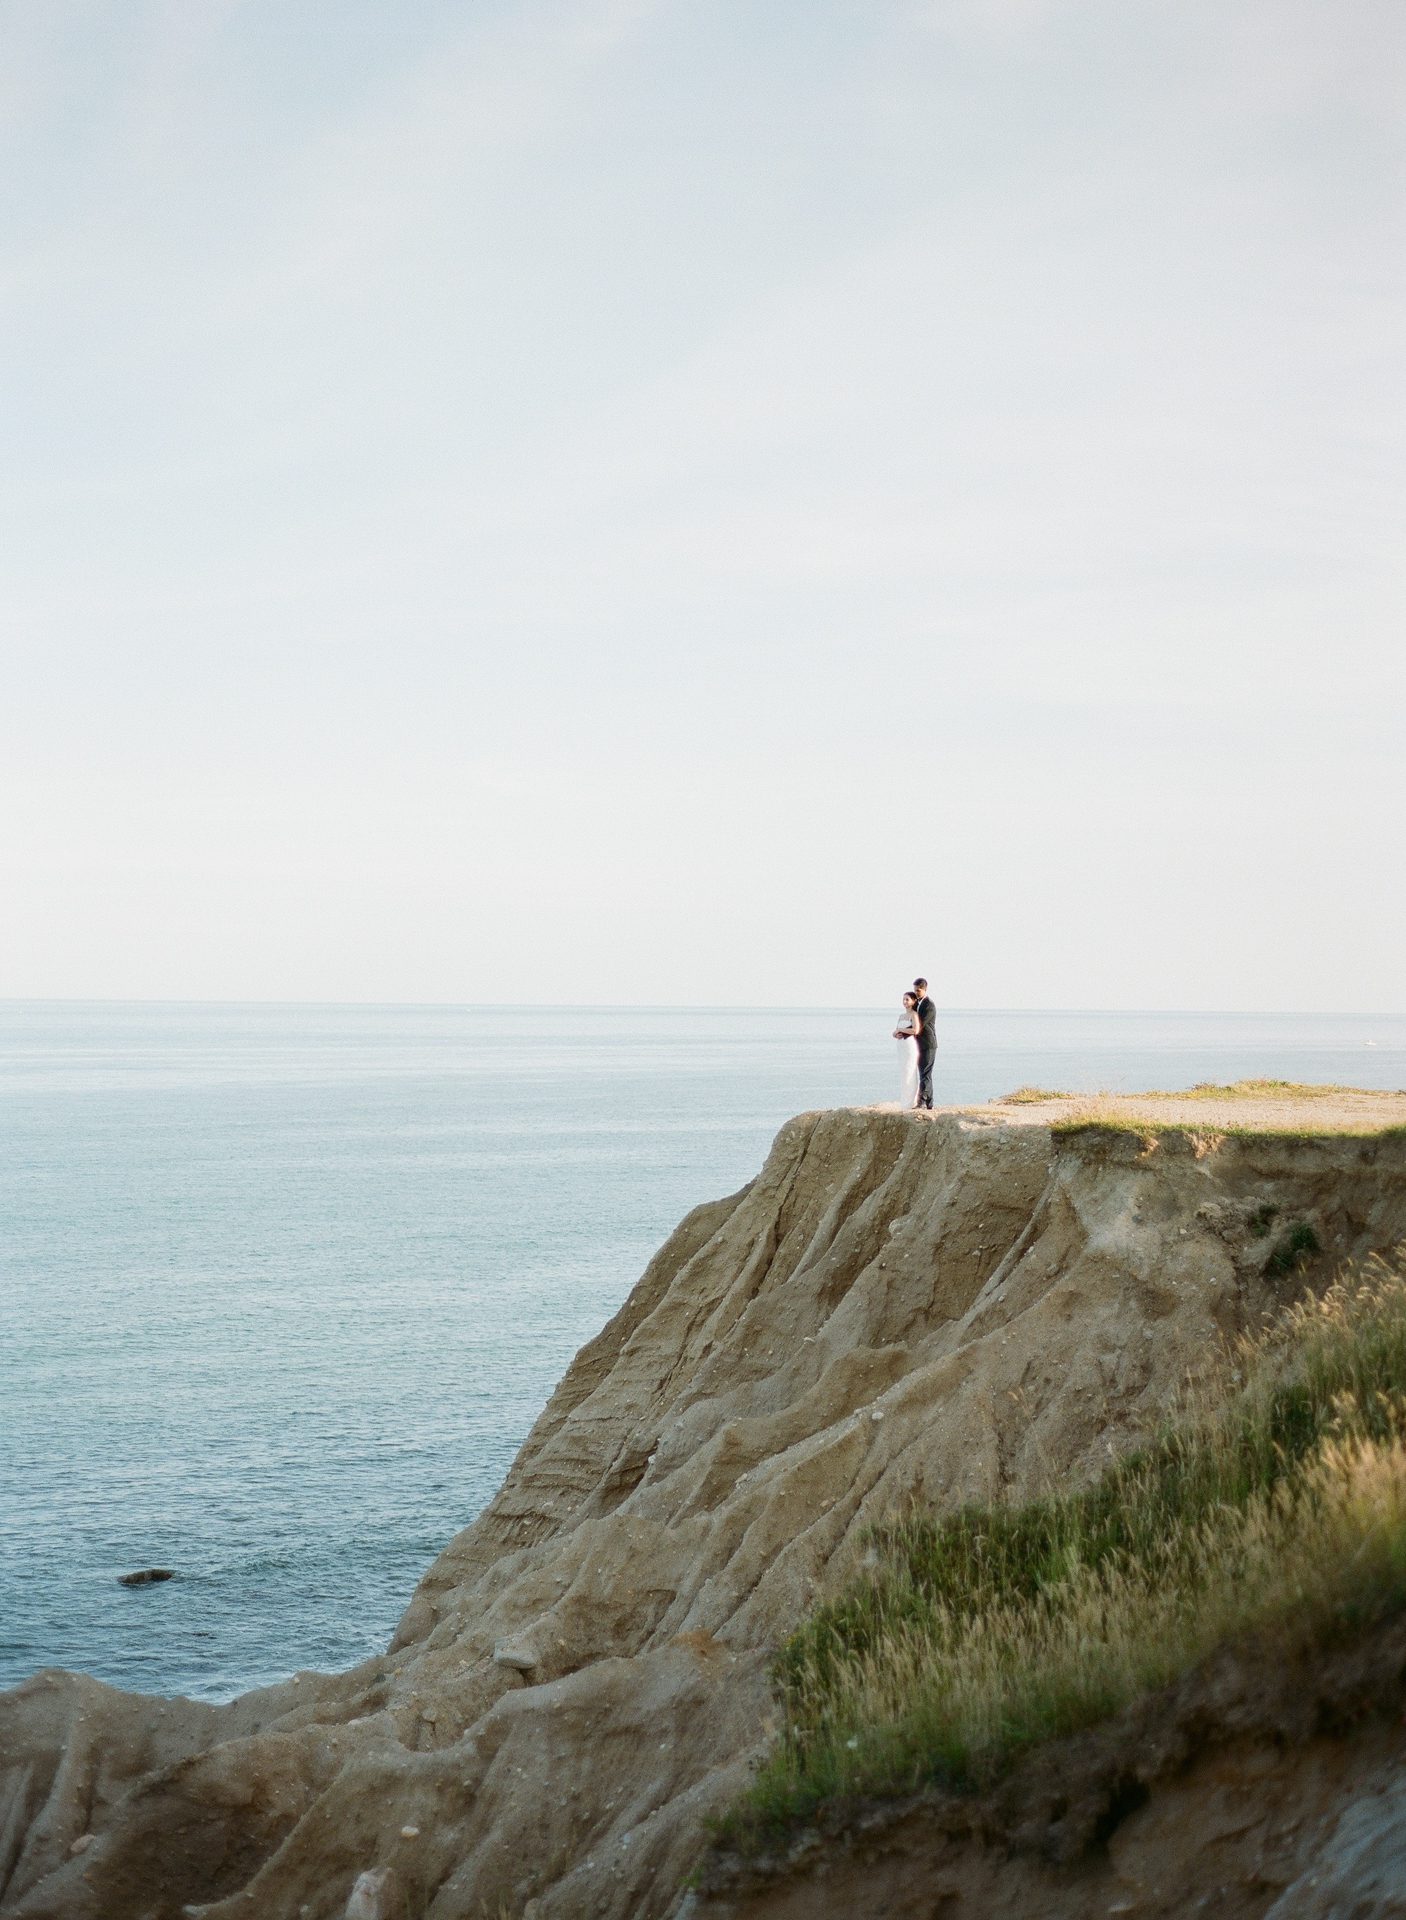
719, 1256, 1406, 1851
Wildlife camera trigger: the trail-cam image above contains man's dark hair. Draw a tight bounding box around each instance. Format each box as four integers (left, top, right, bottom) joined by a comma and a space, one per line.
913, 977, 928, 991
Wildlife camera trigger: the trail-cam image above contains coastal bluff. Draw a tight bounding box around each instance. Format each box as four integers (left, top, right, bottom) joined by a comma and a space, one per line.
4, 1094, 1406, 1919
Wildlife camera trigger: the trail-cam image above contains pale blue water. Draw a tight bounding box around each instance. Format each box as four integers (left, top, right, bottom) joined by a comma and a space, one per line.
3, 1003, 1403, 1703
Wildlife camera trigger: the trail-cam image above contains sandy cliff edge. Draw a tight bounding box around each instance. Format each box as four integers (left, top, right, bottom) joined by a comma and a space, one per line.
3, 1094, 1406, 1920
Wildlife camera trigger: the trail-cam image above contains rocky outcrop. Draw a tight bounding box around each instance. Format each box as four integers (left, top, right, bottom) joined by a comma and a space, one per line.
3, 1103, 1405, 1919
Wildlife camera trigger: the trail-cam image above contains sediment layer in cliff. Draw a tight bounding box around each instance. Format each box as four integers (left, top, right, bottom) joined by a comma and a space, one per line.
693, 1612, 1406, 1920
3, 1096, 1405, 1920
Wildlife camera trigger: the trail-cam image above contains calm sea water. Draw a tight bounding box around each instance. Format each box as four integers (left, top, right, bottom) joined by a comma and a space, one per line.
3, 1002, 1403, 1703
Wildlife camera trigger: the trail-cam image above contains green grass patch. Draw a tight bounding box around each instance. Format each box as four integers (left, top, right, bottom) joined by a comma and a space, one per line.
717, 1260, 1406, 1853
1048, 1115, 1406, 1145
1001, 1081, 1380, 1111
983, 1081, 1406, 1143
1177, 1080, 1360, 1100
1266, 1220, 1322, 1277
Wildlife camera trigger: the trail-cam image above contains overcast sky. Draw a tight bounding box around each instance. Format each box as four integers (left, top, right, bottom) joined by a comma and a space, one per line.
3, 0, 1402, 1008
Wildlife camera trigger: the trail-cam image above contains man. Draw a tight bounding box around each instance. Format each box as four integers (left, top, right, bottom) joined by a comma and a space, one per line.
912, 977, 936, 1110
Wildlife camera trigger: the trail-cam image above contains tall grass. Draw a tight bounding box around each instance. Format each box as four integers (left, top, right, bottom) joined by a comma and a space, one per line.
720, 1257, 1406, 1850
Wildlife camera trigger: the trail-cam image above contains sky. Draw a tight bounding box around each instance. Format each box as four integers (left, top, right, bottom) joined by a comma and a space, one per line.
2, 0, 1402, 1009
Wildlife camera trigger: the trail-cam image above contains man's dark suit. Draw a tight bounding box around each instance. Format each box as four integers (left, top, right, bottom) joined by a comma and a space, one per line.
914, 995, 936, 1109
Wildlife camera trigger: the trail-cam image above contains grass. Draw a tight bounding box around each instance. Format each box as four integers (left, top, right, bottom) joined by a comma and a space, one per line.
1266, 1220, 1322, 1277
1048, 1108, 1406, 1145
989, 1082, 1406, 1144
1003, 1081, 1391, 1113
1175, 1080, 1360, 1101
717, 1257, 1406, 1854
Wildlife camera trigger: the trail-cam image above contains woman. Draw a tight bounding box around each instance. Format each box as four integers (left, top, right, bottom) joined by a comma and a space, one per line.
892, 991, 920, 1107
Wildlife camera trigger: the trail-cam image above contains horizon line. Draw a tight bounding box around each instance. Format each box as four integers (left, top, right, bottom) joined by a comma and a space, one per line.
1, 998, 1402, 1020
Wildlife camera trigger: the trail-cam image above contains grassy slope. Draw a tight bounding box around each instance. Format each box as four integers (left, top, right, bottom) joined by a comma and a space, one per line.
718, 1259, 1406, 1853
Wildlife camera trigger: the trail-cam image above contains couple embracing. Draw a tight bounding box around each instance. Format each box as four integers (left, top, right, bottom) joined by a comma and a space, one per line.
893, 978, 937, 1110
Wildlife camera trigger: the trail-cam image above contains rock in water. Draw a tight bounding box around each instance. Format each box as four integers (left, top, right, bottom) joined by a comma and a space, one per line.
117, 1568, 175, 1586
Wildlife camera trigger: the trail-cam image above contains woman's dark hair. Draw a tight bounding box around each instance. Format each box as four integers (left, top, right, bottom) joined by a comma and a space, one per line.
902, 991, 916, 1005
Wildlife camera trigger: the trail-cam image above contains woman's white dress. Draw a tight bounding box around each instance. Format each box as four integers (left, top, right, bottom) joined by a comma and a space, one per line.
895, 1008, 920, 1106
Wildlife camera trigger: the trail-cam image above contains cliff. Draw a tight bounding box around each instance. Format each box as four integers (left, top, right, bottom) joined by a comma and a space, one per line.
3, 1095, 1406, 1919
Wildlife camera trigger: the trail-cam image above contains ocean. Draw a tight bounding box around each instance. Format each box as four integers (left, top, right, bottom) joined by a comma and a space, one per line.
3, 1002, 1403, 1703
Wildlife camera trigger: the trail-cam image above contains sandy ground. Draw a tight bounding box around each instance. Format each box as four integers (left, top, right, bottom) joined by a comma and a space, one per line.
920, 1083, 1406, 1136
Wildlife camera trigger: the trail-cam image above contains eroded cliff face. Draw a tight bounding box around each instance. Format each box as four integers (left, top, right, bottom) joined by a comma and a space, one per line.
3, 1107, 1405, 1920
